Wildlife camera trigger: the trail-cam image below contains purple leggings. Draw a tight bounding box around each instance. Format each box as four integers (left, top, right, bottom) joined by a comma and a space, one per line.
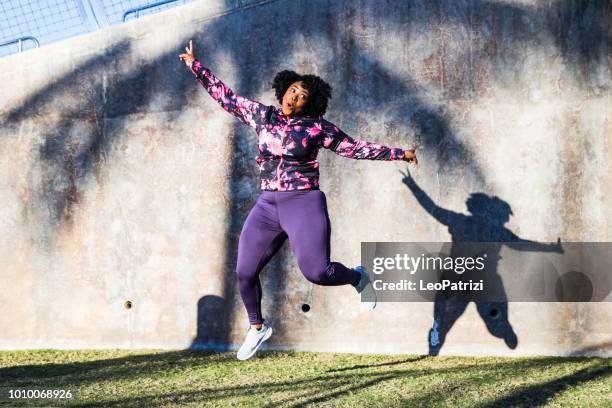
236, 189, 361, 324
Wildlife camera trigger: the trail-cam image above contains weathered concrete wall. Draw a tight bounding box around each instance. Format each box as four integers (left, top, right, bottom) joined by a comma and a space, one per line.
0, 0, 610, 356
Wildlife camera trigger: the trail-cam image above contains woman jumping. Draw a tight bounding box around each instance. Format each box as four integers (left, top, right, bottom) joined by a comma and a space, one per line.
179, 40, 417, 360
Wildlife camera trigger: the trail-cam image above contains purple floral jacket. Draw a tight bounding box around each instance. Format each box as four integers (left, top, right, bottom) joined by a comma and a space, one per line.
189, 59, 405, 191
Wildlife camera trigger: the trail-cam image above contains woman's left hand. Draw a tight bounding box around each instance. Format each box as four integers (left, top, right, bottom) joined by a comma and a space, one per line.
179, 39, 196, 67
403, 144, 418, 165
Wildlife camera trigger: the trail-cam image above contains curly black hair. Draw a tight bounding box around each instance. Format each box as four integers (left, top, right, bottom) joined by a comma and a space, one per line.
271, 70, 333, 117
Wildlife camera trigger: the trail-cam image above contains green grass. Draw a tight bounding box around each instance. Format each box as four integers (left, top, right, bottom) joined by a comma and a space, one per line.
0, 350, 610, 407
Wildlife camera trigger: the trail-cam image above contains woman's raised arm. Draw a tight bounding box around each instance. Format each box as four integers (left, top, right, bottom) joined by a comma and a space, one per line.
179, 40, 271, 128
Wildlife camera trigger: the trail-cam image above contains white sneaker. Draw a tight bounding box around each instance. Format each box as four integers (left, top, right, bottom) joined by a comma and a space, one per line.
353, 265, 377, 310
236, 322, 273, 361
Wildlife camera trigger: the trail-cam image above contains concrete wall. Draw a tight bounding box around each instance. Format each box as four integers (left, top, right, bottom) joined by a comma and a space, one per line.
0, 0, 610, 356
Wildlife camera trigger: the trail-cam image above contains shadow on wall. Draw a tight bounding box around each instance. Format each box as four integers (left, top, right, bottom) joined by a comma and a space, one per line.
3, 38, 199, 246
190, 295, 231, 351
0, 0, 608, 349
401, 168, 564, 355
569, 341, 612, 357
5, 40, 132, 243
4, 0, 607, 242
181, 0, 609, 347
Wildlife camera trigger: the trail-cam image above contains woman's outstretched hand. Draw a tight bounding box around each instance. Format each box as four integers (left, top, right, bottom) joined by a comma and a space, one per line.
179, 39, 196, 67
403, 143, 418, 165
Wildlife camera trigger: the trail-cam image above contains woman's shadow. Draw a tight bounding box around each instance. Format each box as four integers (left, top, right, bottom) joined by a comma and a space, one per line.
401, 169, 563, 356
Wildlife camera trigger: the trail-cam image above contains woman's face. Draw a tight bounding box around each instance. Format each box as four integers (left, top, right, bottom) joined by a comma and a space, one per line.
281, 81, 310, 116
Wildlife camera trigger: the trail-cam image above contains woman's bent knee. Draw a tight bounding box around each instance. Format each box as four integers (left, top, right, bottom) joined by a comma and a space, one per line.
303, 267, 331, 285
236, 268, 257, 284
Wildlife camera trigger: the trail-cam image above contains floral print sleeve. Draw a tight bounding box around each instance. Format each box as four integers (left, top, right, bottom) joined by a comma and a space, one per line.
189, 59, 271, 128
186, 59, 406, 190
321, 120, 405, 160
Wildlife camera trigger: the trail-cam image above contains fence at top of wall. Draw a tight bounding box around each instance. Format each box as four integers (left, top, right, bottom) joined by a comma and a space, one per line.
0, 0, 193, 58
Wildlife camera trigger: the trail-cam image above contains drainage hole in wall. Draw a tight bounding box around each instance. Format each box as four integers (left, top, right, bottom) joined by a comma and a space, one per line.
124, 300, 133, 310
301, 303, 310, 313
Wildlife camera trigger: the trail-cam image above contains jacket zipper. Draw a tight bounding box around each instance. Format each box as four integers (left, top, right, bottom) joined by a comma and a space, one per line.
276, 119, 289, 190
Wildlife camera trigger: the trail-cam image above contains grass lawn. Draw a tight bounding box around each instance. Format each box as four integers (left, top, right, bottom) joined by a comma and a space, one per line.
0, 350, 610, 407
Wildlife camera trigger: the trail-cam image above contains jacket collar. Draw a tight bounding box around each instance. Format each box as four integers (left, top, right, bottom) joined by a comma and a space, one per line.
274, 106, 320, 122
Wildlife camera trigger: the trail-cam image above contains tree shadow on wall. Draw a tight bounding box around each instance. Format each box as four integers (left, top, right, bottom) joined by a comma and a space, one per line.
1, 0, 608, 352
4, 0, 605, 243
182, 0, 609, 348
401, 169, 564, 355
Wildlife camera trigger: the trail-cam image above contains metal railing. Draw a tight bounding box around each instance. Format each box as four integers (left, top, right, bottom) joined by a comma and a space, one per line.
0, 0, 191, 58
0, 36, 40, 53
122, 0, 181, 22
